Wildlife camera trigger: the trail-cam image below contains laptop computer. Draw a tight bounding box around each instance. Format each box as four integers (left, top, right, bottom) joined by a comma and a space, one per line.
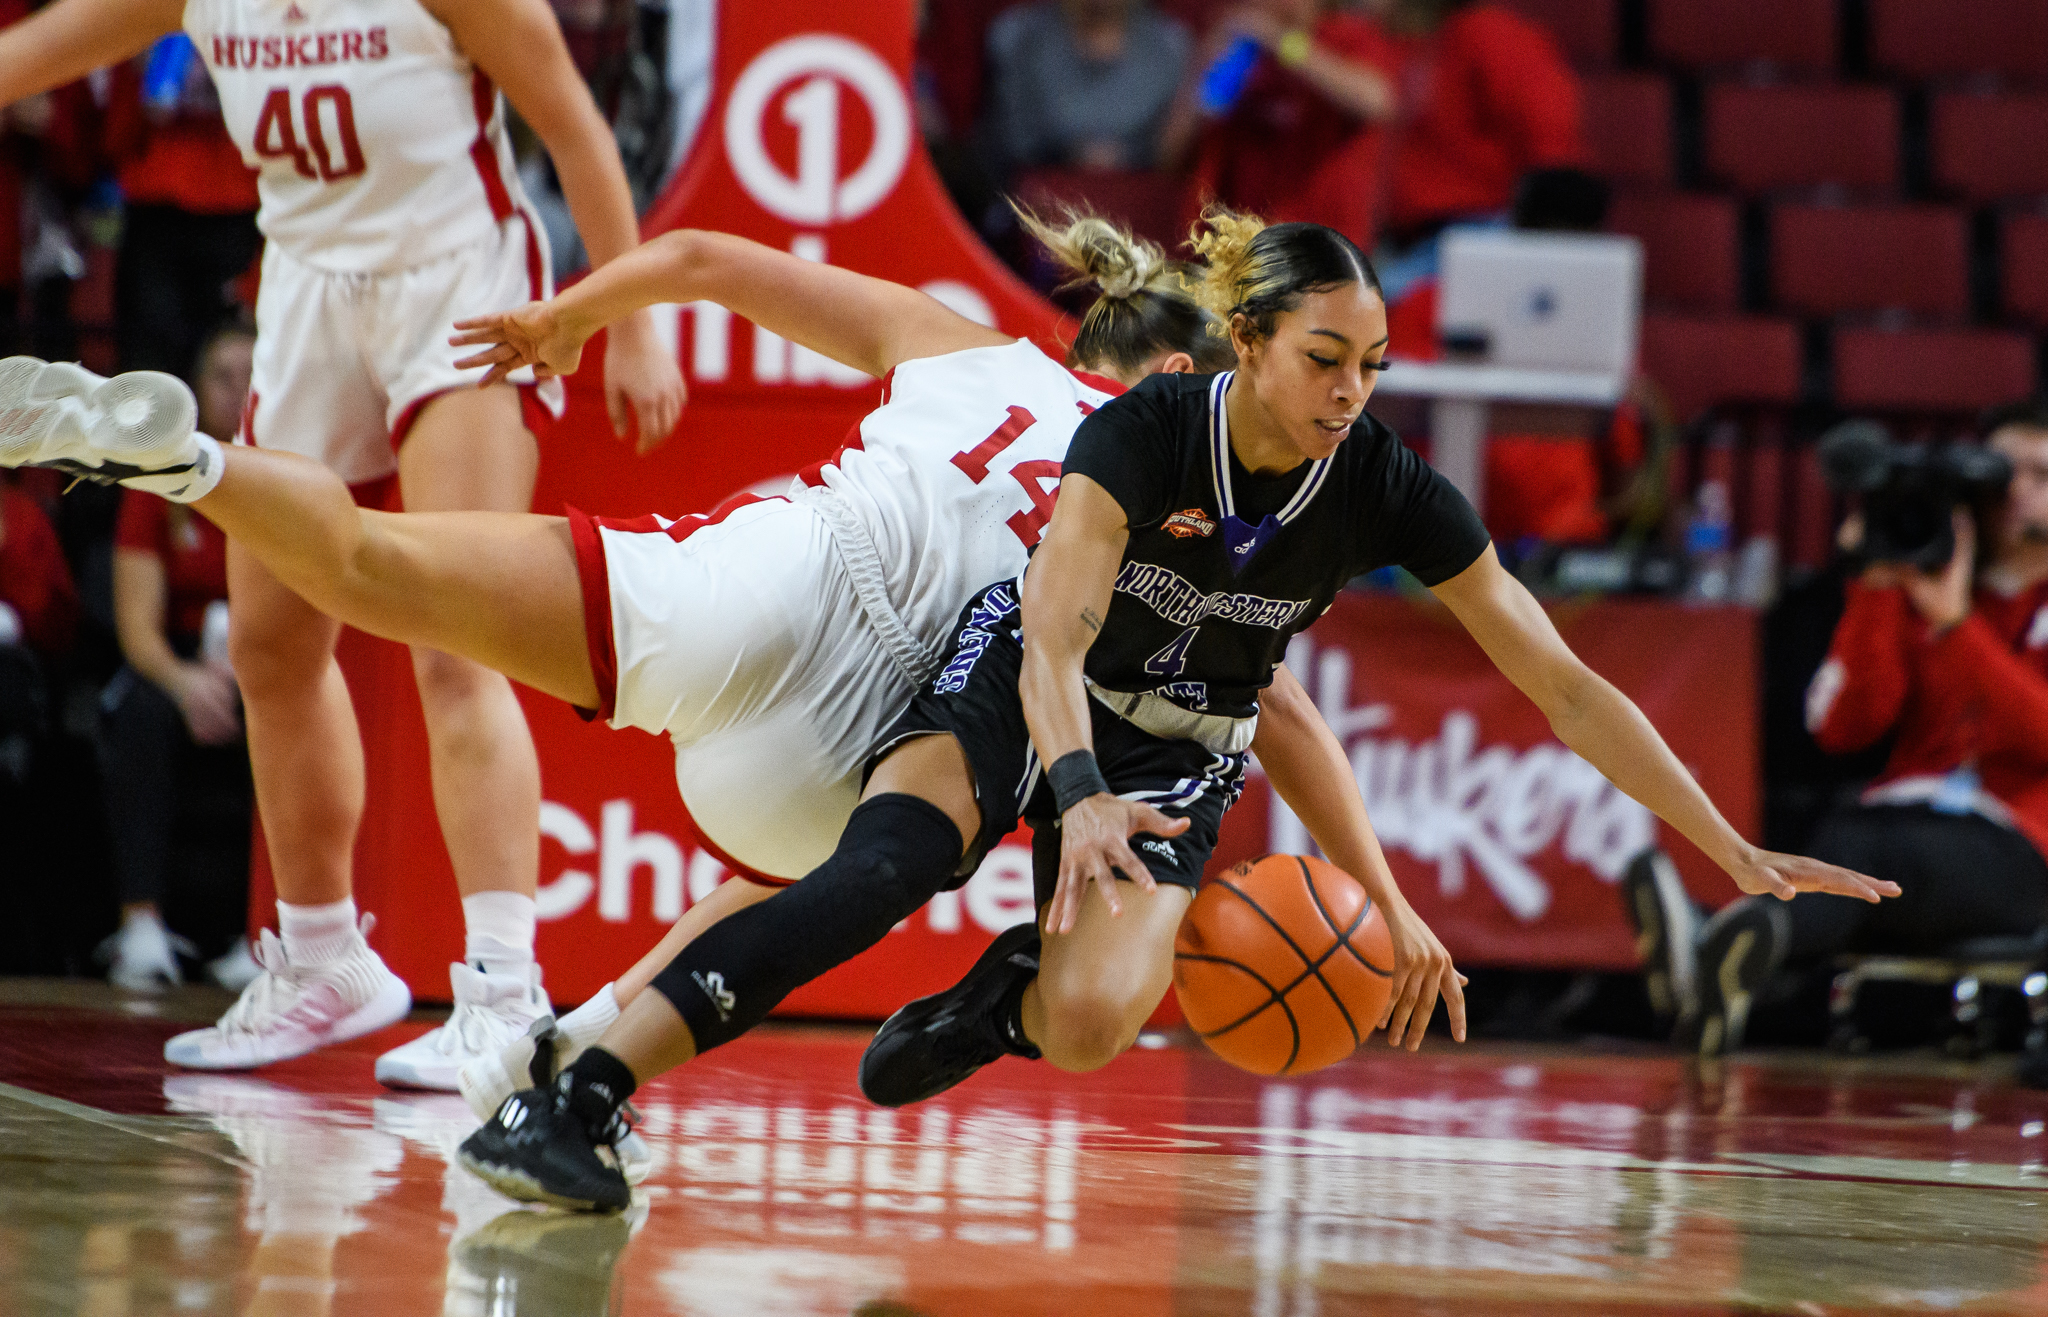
1435, 229, 1642, 377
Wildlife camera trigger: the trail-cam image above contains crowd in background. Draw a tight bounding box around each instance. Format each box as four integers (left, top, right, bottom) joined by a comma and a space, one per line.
3, 0, 2046, 1067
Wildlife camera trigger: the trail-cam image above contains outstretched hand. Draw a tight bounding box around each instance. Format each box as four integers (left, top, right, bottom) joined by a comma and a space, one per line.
450, 301, 589, 388
1377, 901, 1468, 1051
1727, 847, 1900, 903
1044, 794, 1190, 936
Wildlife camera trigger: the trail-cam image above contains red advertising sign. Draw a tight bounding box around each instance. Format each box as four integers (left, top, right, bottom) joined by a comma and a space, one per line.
253, 3, 1758, 1017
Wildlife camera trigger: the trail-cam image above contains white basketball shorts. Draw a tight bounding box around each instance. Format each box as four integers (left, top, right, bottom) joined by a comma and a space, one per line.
241, 216, 564, 486
568, 494, 913, 883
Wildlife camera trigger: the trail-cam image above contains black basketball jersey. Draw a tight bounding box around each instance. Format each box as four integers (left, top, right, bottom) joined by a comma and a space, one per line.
1060, 370, 1491, 720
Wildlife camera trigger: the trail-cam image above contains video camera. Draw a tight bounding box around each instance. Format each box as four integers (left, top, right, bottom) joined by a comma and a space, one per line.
1818, 420, 2013, 569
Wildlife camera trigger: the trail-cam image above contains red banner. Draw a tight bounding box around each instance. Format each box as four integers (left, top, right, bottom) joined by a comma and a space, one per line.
252, 2, 1758, 1015
1213, 596, 1758, 970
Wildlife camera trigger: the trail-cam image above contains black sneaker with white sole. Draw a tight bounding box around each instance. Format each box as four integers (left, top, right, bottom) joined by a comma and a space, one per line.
458, 1077, 633, 1213
1680, 899, 1789, 1058
1620, 848, 1701, 1033
860, 922, 1043, 1107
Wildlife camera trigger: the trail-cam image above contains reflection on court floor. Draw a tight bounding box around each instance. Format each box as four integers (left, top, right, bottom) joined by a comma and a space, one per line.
3, 981, 2046, 1315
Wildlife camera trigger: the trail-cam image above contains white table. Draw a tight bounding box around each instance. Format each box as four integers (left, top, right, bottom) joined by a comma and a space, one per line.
1376, 361, 1630, 517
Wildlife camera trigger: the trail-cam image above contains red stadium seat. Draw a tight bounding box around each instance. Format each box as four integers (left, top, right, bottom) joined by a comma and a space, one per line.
1769, 204, 1971, 320
1931, 92, 2048, 203
1581, 72, 1674, 185
1606, 190, 1740, 313
2003, 213, 2048, 327
1869, 0, 2048, 83
1497, 0, 1618, 66
1639, 314, 1804, 421
1833, 327, 2038, 412
1704, 84, 1898, 195
1648, 0, 1836, 71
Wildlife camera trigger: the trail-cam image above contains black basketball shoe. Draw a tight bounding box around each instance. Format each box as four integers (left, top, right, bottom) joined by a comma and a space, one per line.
860, 923, 1043, 1107
458, 1075, 634, 1213
1620, 849, 1700, 1034
1679, 898, 1789, 1058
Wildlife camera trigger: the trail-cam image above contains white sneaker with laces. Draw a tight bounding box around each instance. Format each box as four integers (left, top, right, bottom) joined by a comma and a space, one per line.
102, 911, 192, 992
0, 356, 205, 496
375, 962, 550, 1092
163, 915, 412, 1070
457, 1017, 654, 1185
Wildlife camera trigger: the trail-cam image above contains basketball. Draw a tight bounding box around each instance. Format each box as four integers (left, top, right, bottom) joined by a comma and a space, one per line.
1173, 855, 1395, 1076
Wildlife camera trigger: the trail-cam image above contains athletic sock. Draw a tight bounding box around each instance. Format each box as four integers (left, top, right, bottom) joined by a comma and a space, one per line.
127, 434, 224, 504
995, 977, 1041, 1059
557, 982, 621, 1050
561, 1046, 637, 1133
461, 891, 537, 978
278, 897, 358, 968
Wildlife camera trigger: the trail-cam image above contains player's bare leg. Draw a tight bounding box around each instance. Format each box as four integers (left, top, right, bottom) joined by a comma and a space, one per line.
371, 384, 553, 1089
1022, 884, 1189, 1072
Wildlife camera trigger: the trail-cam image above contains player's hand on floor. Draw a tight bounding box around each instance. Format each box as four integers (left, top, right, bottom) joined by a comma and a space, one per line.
1044, 795, 1188, 935
1727, 848, 1900, 903
603, 312, 687, 455
450, 300, 587, 386
1378, 901, 1468, 1051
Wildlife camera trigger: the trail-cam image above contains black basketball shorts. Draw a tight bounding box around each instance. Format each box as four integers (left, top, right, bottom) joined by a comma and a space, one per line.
868, 579, 1248, 894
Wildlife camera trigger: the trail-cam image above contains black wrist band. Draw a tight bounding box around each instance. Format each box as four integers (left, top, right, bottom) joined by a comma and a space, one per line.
1047, 750, 1110, 815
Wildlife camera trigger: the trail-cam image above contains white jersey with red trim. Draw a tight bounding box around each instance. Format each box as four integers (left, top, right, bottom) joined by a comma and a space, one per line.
185, 0, 530, 272
792, 339, 1119, 681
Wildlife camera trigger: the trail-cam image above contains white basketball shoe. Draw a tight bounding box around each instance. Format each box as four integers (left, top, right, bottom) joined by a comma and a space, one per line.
458, 1016, 654, 1185
0, 356, 213, 499
164, 916, 412, 1070
375, 962, 551, 1092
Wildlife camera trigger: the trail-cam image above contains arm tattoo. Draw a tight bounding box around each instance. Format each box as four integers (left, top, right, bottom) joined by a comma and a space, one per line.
1080, 608, 1103, 634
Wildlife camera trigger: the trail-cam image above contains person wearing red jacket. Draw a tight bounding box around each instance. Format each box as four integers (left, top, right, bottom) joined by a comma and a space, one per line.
1629, 403, 2048, 1058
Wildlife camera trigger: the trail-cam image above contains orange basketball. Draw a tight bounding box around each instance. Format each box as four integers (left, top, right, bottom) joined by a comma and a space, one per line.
1173, 855, 1395, 1076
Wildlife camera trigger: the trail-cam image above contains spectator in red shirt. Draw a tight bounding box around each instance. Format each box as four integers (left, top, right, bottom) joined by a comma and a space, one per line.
1629, 404, 2048, 1059
0, 477, 77, 660
101, 35, 260, 377
1377, 0, 1585, 244
1164, 0, 1399, 252
97, 324, 256, 992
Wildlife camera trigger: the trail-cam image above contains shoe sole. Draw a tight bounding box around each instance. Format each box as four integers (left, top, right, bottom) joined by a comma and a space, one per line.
165, 973, 413, 1070
457, 1148, 625, 1214
0, 359, 196, 472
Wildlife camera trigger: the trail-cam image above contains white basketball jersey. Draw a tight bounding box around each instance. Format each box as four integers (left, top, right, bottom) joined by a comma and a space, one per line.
797, 339, 1118, 644
185, 0, 529, 272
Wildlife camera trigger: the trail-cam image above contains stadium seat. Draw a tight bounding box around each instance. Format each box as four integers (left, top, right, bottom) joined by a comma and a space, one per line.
1648, 0, 1836, 71
1581, 72, 1674, 186
1639, 314, 1804, 420
1770, 204, 1970, 320
1833, 327, 2038, 412
1704, 84, 1898, 195
1869, 0, 2048, 83
1931, 92, 2048, 203
2003, 213, 2048, 327
1606, 190, 1740, 312
1497, 0, 1617, 65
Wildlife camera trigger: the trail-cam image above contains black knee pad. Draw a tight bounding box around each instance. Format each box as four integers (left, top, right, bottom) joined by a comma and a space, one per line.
650, 793, 964, 1053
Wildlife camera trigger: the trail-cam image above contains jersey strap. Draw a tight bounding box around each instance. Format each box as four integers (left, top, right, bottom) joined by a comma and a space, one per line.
1207, 372, 1330, 575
